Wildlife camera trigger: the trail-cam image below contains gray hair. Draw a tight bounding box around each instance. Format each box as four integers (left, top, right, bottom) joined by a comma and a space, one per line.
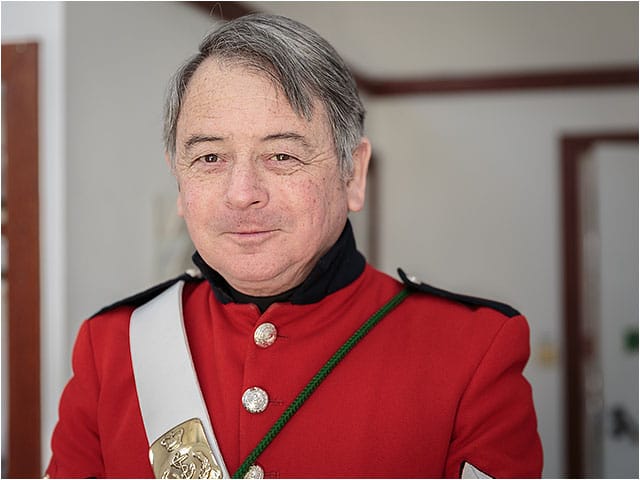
163, 13, 365, 177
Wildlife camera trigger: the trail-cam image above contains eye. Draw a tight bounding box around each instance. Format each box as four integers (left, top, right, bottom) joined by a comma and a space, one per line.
197, 154, 219, 164
273, 153, 294, 162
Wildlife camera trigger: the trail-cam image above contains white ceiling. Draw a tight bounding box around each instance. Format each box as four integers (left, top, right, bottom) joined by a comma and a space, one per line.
244, 2, 638, 78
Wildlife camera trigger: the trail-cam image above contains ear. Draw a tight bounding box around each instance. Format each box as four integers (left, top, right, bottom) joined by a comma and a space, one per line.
346, 137, 371, 212
166, 153, 184, 217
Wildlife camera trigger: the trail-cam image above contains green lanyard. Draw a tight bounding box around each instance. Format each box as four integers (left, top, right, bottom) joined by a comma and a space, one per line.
233, 288, 411, 478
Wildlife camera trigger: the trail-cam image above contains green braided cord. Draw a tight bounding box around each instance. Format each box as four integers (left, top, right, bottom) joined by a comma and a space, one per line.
232, 288, 410, 478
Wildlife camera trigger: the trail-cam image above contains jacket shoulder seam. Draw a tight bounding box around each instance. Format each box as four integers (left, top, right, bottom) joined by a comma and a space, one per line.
90, 273, 204, 318
397, 268, 520, 318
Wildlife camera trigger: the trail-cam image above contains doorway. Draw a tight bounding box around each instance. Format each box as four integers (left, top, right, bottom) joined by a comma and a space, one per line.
561, 131, 639, 477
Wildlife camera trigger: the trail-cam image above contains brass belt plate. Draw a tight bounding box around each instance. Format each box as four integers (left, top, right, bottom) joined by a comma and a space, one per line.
149, 418, 223, 479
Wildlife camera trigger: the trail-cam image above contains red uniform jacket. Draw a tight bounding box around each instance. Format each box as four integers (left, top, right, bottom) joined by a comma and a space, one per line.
47, 265, 543, 478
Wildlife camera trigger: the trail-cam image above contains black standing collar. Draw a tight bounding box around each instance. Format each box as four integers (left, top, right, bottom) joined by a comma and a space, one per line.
192, 220, 366, 312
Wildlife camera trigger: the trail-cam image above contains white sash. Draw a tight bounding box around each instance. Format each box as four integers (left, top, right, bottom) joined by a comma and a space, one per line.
129, 281, 230, 478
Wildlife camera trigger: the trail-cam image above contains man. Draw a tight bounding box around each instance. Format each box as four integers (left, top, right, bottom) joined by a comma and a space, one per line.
46, 13, 543, 479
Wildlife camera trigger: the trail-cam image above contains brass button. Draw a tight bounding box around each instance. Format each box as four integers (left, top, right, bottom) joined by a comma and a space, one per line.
242, 387, 269, 413
244, 464, 264, 479
254, 322, 277, 348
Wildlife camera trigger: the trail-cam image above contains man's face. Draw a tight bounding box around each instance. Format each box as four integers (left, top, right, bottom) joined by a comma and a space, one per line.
172, 58, 370, 296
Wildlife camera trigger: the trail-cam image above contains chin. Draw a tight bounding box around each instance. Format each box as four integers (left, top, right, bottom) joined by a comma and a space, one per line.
223, 260, 308, 294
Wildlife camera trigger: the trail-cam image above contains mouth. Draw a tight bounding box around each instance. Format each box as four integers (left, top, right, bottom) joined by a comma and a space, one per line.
225, 229, 278, 242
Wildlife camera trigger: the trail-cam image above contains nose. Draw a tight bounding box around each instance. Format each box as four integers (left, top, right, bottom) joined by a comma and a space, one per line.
224, 160, 268, 210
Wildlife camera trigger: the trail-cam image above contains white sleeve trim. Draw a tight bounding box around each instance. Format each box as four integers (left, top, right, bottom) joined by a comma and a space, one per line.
461, 461, 493, 479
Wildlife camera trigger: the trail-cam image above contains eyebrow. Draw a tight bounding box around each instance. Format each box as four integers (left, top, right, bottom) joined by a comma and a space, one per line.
262, 132, 313, 151
184, 134, 224, 150
183, 132, 313, 152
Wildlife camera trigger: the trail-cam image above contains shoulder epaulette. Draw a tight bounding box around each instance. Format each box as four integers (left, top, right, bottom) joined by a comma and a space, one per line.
398, 268, 520, 318
91, 270, 205, 318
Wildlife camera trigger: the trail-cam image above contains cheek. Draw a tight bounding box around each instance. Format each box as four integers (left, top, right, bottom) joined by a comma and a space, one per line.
296, 178, 327, 213
178, 183, 209, 219
296, 176, 348, 224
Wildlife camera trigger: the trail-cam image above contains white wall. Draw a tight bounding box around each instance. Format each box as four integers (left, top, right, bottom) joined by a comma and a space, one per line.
1, 0, 67, 468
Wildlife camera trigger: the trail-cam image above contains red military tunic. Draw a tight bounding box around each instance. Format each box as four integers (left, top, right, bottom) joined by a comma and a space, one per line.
46, 264, 543, 478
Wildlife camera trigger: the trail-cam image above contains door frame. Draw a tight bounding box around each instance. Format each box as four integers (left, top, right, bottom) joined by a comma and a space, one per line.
560, 130, 638, 477
2, 41, 41, 478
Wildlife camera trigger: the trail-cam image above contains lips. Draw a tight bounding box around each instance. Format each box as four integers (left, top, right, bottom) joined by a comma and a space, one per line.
227, 228, 277, 235
219, 217, 283, 243
224, 229, 278, 244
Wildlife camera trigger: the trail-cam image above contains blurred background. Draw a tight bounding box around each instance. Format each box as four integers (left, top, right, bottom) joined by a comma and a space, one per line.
1, 1, 638, 477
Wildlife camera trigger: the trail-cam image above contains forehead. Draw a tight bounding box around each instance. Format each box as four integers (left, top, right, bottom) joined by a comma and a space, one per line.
177, 58, 329, 141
